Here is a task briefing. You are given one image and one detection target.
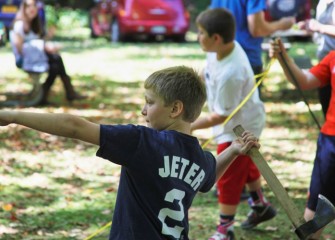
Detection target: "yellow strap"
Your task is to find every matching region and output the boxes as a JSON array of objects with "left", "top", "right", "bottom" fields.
[
  {"left": 84, "top": 221, "right": 112, "bottom": 240},
  {"left": 84, "top": 58, "right": 276, "bottom": 240}
]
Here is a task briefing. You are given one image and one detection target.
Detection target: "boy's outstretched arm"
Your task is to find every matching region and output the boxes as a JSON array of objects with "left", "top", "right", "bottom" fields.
[
  {"left": 269, "top": 38, "right": 320, "bottom": 90},
  {"left": 0, "top": 111, "right": 100, "bottom": 145},
  {"left": 215, "top": 131, "right": 260, "bottom": 182}
]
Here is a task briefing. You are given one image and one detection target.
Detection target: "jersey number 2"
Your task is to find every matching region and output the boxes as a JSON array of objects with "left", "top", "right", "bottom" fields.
[{"left": 158, "top": 189, "right": 186, "bottom": 239}]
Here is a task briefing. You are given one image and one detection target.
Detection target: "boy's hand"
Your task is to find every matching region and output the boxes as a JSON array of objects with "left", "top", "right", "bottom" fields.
[
  {"left": 278, "top": 17, "right": 296, "bottom": 31},
  {"left": 231, "top": 130, "right": 260, "bottom": 155},
  {"left": 297, "top": 19, "right": 320, "bottom": 33},
  {"left": 306, "top": 19, "right": 321, "bottom": 33},
  {"left": 297, "top": 20, "right": 308, "bottom": 30},
  {"left": 268, "top": 38, "right": 286, "bottom": 59}
]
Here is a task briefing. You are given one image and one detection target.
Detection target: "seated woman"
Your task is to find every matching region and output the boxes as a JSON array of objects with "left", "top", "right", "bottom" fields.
[{"left": 10, "top": 0, "right": 86, "bottom": 105}]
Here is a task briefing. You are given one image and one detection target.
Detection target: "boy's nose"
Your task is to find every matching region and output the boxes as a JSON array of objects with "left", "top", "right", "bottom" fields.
[{"left": 141, "top": 106, "right": 147, "bottom": 116}]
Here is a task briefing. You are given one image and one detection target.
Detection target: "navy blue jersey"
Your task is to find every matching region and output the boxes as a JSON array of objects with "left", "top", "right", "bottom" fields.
[{"left": 97, "top": 124, "right": 216, "bottom": 240}]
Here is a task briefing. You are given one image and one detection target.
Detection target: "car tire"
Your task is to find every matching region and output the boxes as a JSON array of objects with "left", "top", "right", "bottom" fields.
[
  {"left": 0, "top": 37, "right": 5, "bottom": 46},
  {"left": 172, "top": 34, "right": 186, "bottom": 43},
  {"left": 0, "top": 32, "right": 6, "bottom": 46},
  {"left": 89, "top": 16, "right": 98, "bottom": 38}
]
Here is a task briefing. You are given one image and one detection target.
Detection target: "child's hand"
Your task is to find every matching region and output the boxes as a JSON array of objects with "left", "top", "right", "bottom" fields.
[
  {"left": 306, "top": 19, "right": 321, "bottom": 33},
  {"left": 278, "top": 17, "right": 296, "bottom": 31},
  {"left": 297, "top": 20, "right": 308, "bottom": 31},
  {"left": 268, "top": 38, "right": 285, "bottom": 59},
  {"left": 231, "top": 130, "right": 260, "bottom": 155}
]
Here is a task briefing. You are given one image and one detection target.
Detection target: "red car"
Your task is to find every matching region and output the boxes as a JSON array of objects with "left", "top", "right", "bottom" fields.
[{"left": 89, "top": 0, "right": 190, "bottom": 42}]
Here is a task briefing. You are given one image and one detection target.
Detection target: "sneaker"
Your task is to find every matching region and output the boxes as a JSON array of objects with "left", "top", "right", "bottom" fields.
[
  {"left": 208, "top": 224, "right": 234, "bottom": 240},
  {"left": 241, "top": 204, "right": 277, "bottom": 230}
]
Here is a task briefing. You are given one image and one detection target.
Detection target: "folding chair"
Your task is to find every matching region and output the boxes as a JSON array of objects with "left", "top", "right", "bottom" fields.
[{"left": 0, "top": 71, "right": 44, "bottom": 107}]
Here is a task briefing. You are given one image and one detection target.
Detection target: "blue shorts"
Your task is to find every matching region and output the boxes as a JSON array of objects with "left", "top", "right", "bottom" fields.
[{"left": 307, "top": 133, "right": 335, "bottom": 211}]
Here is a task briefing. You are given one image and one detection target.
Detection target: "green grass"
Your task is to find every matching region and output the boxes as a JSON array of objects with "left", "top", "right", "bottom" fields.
[{"left": 0, "top": 32, "right": 334, "bottom": 239}]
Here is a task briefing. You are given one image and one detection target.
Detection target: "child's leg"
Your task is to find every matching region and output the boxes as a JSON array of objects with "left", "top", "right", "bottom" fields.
[
  {"left": 305, "top": 133, "right": 335, "bottom": 239},
  {"left": 246, "top": 160, "right": 267, "bottom": 204},
  {"left": 209, "top": 143, "right": 251, "bottom": 240},
  {"left": 241, "top": 161, "right": 276, "bottom": 229}
]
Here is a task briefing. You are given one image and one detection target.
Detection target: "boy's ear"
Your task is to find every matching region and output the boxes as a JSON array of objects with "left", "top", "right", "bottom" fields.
[
  {"left": 170, "top": 100, "right": 184, "bottom": 118},
  {"left": 213, "top": 33, "right": 223, "bottom": 43}
]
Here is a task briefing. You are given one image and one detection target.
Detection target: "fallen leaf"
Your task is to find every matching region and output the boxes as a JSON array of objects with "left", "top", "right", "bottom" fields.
[{"left": 2, "top": 203, "right": 13, "bottom": 211}]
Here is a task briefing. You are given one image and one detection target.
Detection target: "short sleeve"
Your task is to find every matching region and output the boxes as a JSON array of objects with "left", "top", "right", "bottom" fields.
[
  {"left": 246, "top": 0, "right": 267, "bottom": 15},
  {"left": 210, "top": 0, "right": 221, "bottom": 8},
  {"left": 96, "top": 124, "right": 141, "bottom": 165},
  {"left": 309, "top": 51, "right": 335, "bottom": 87},
  {"left": 13, "top": 21, "right": 25, "bottom": 37},
  {"left": 198, "top": 151, "right": 216, "bottom": 193}
]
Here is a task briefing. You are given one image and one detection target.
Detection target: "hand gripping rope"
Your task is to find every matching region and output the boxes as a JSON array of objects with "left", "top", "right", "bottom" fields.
[{"left": 276, "top": 51, "right": 321, "bottom": 130}]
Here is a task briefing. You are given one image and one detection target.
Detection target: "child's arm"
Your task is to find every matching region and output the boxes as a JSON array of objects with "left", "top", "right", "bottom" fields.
[
  {"left": 191, "top": 113, "right": 227, "bottom": 131},
  {"left": 248, "top": 11, "right": 295, "bottom": 37},
  {"left": 0, "top": 111, "right": 100, "bottom": 145},
  {"left": 215, "top": 131, "right": 260, "bottom": 182},
  {"left": 269, "top": 38, "right": 321, "bottom": 90}
]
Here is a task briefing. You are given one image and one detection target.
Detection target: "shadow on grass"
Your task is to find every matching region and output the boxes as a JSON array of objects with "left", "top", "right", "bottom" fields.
[
  {"left": 190, "top": 191, "right": 309, "bottom": 240},
  {"left": 2, "top": 205, "right": 112, "bottom": 240},
  {"left": 1, "top": 39, "right": 333, "bottom": 240}
]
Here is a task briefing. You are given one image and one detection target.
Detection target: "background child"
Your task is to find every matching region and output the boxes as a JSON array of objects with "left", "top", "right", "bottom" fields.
[
  {"left": 298, "top": 0, "right": 335, "bottom": 118},
  {"left": 269, "top": 38, "right": 335, "bottom": 240},
  {"left": 0, "top": 65, "right": 260, "bottom": 240},
  {"left": 209, "top": 0, "right": 295, "bottom": 99},
  {"left": 10, "top": 0, "right": 86, "bottom": 105},
  {"left": 191, "top": 8, "right": 276, "bottom": 240}
]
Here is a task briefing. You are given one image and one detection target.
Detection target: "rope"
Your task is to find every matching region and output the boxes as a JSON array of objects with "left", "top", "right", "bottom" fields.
[
  {"left": 84, "top": 59, "right": 276, "bottom": 240},
  {"left": 84, "top": 222, "right": 112, "bottom": 240},
  {"left": 277, "top": 52, "right": 321, "bottom": 130}
]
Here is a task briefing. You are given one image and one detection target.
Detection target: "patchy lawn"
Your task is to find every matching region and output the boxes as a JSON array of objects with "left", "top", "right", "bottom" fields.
[{"left": 0, "top": 37, "right": 334, "bottom": 240}]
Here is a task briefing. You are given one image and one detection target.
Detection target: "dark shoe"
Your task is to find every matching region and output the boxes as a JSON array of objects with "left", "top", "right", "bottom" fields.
[
  {"left": 61, "top": 75, "right": 87, "bottom": 102},
  {"left": 208, "top": 224, "right": 234, "bottom": 240},
  {"left": 66, "top": 92, "right": 87, "bottom": 102},
  {"left": 37, "top": 99, "right": 57, "bottom": 106},
  {"left": 241, "top": 204, "right": 277, "bottom": 230}
]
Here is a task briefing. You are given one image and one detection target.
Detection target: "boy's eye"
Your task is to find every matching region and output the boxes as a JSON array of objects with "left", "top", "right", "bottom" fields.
[{"left": 145, "top": 99, "right": 153, "bottom": 105}]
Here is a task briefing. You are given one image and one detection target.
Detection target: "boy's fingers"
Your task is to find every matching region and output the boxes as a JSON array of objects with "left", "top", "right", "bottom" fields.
[{"left": 240, "top": 131, "right": 260, "bottom": 149}]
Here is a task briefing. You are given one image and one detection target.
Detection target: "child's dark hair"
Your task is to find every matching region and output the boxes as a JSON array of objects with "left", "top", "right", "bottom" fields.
[
  {"left": 196, "top": 8, "right": 235, "bottom": 43},
  {"left": 144, "top": 66, "right": 206, "bottom": 122},
  {"left": 12, "top": 0, "right": 44, "bottom": 37}
]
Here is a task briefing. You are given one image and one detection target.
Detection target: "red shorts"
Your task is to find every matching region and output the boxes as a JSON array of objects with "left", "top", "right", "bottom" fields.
[{"left": 216, "top": 142, "right": 261, "bottom": 205}]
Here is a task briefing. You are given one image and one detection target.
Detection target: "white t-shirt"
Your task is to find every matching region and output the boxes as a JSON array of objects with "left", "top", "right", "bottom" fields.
[
  {"left": 314, "top": 0, "right": 335, "bottom": 60},
  {"left": 204, "top": 41, "right": 265, "bottom": 143},
  {"left": 12, "top": 20, "right": 39, "bottom": 40},
  {"left": 10, "top": 20, "right": 39, "bottom": 59}
]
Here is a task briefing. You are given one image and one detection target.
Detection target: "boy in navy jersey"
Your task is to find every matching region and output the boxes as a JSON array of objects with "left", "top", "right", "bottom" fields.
[{"left": 0, "top": 66, "right": 259, "bottom": 240}]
